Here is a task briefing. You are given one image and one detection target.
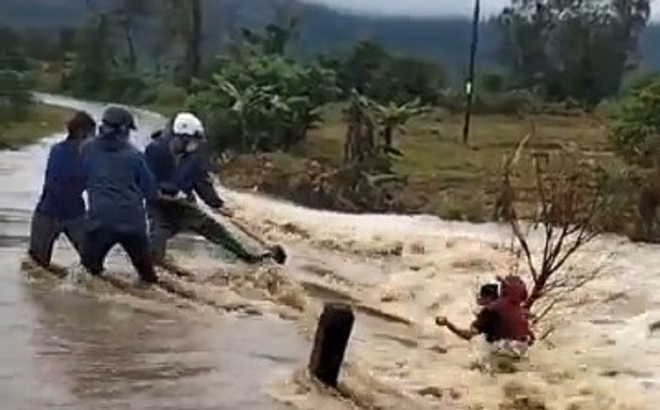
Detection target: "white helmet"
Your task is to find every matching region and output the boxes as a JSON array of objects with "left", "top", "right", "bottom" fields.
[{"left": 172, "top": 112, "right": 204, "bottom": 137}]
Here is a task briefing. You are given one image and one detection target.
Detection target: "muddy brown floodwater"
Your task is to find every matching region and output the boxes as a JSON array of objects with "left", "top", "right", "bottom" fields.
[{"left": 0, "top": 95, "right": 305, "bottom": 410}]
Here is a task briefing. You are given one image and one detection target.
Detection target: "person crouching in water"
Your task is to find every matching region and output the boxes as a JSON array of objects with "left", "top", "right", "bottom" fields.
[
  {"left": 435, "top": 275, "right": 535, "bottom": 360},
  {"left": 79, "top": 106, "right": 160, "bottom": 285},
  {"left": 28, "top": 111, "right": 96, "bottom": 269},
  {"left": 144, "top": 112, "right": 274, "bottom": 268}
]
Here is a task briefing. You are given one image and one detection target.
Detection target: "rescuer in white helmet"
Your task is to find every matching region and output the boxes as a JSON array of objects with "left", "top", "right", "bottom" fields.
[{"left": 144, "top": 112, "right": 278, "bottom": 269}]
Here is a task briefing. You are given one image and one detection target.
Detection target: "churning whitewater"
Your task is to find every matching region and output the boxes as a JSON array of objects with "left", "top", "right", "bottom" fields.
[
  {"left": 22, "top": 94, "right": 655, "bottom": 409},
  {"left": 223, "top": 186, "right": 654, "bottom": 409}
]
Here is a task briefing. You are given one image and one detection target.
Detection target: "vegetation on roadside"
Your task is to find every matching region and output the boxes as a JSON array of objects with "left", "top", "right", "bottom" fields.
[
  {"left": 0, "top": 104, "right": 74, "bottom": 149},
  {"left": 218, "top": 108, "right": 613, "bottom": 221},
  {"left": 0, "top": 26, "right": 34, "bottom": 120},
  {"left": 2, "top": 0, "right": 660, "bottom": 238},
  {"left": 0, "top": 25, "right": 72, "bottom": 148}
]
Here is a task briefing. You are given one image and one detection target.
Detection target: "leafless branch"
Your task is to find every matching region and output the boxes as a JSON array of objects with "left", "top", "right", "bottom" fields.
[
  {"left": 531, "top": 298, "right": 559, "bottom": 325},
  {"left": 498, "top": 133, "right": 619, "bottom": 313}
]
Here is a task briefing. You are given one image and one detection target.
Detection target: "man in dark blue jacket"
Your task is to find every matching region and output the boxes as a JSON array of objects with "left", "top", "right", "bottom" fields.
[
  {"left": 28, "top": 111, "right": 96, "bottom": 268},
  {"left": 145, "top": 112, "right": 272, "bottom": 266},
  {"left": 80, "top": 106, "right": 160, "bottom": 284}
]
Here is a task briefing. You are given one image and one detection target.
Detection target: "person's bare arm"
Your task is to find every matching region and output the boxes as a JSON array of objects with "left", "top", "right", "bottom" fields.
[{"left": 436, "top": 316, "right": 479, "bottom": 341}]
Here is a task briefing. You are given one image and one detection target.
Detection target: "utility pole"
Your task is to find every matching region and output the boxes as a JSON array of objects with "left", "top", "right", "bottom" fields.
[{"left": 462, "top": 0, "right": 481, "bottom": 145}]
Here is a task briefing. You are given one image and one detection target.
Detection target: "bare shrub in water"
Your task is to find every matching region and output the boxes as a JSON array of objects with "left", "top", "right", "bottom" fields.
[{"left": 498, "top": 134, "right": 622, "bottom": 318}]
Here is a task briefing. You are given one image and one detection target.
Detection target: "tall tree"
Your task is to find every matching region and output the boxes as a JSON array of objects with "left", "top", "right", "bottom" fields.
[
  {"left": 112, "top": 0, "right": 151, "bottom": 70},
  {"left": 498, "top": 0, "right": 650, "bottom": 104},
  {"left": 162, "top": 0, "right": 203, "bottom": 87},
  {"left": 0, "top": 25, "right": 33, "bottom": 123},
  {"left": 66, "top": 13, "right": 116, "bottom": 96},
  {"left": 186, "top": 0, "right": 202, "bottom": 84}
]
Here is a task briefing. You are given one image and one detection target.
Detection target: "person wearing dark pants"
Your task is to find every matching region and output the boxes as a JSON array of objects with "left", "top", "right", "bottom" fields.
[
  {"left": 28, "top": 111, "right": 96, "bottom": 268},
  {"left": 81, "top": 226, "right": 155, "bottom": 280},
  {"left": 149, "top": 197, "right": 265, "bottom": 263},
  {"left": 145, "top": 112, "right": 272, "bottom": 265},
  {"left": 80, "top": 106, "right": 160, "bottom": 284}
]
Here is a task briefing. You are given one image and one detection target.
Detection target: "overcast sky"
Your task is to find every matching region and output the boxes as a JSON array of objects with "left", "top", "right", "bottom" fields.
[{"left": 298, "top": 0, "right": 659, "bottom": 20}]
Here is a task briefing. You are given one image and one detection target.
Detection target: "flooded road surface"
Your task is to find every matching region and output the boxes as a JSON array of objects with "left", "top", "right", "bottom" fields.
[
  {"left": 0, "top": 95, "right": 304, "bottom": 410},
  {"left": 220, "top": 180, "right": 657, "bottom": 409}
]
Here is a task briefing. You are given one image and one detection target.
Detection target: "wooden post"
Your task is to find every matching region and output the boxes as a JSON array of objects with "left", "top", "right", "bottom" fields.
[{"left": 308, "top": 303, "right": 355, "bottom": 387}]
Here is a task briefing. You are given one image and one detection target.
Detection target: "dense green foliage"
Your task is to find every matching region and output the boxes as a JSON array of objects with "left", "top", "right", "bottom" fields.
[
  {"left": 610, "top": 73, "right": 660, "bottom": 166},
  {"left": 319, "top": 41, "right": 446, "bottom": 104},
  {"left": 0, "top": 0, "right": 500, "bottom": 79},
  {"left": 5, "top": 0, "right": 660, "bottom": 74},
  {"left": 0, "top": 26, "right": 34, "bottom": 123},
  {"left": 36, "top": 7, "right": 453, "bottom": 152},
  {"left": 499, "top": 0, "right": 650, "bottom": 105},
  {"left": 2, "top": 1, "right": 656, "bottom": 108},
  {"left": 64, "top": 14, "right": 130, "bottom": 100},
  {"left": 188, "top": 54, "right": 338, "bottom": 152}
]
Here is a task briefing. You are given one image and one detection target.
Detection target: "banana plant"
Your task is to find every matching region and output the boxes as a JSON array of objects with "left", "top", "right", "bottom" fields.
[
  {"left": 213, "top": 76, "right": 275, "bottom": 150},
  {"left": 187, "top": 52, "right": 337, "bottom": 153},
  {"left": 371, "top": 97, "right": 429, "bottom": 153}
]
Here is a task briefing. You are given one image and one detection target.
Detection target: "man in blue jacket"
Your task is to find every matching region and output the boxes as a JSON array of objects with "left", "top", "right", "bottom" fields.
[
  {"left": 28, "top": 111, "right": 96, "bottom": 268},
  {"left": 80, "top": 106, "right": 160, "bottom": 284},
  {"left": 145, "top": 112, "right": 273, "bottom": 267}
]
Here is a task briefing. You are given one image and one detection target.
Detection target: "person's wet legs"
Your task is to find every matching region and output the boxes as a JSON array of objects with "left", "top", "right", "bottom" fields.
[
  {"left": 28, "top": 212, "right": 61, "bottom": 268},
  {"left": 147, "top": 204, "right": 178, "bottom": 265},
  {"left": 61, "top": 217, "right": 87, "bottom": 256},
  {"left": 81, "top": 226, "right": 117, "bottom": 276},
  {"left": 119, "top": 231, "right": 158, "bottom": 283},
  {"left": 177, "top": 201, "right": 267, "bottom": 263}
]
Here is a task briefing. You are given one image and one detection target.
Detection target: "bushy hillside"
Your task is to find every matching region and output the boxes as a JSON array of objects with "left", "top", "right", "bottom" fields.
[
  {"left": 1, "top": 0, "right": 658, "bottom": 76},
  {"left": 0, "top": 0, "right": 504, "bottom": 78}
]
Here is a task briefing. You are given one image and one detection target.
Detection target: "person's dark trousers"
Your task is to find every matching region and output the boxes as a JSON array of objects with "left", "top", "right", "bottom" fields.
[
  {"left": 147, "top": 199, "right": 261, "bottom": 264},
  {"left": 28, "top": 211, "right": 86, "bottom": 267},
  {"left": 81, "top": 225, "right": 158, "bottom": 283}
]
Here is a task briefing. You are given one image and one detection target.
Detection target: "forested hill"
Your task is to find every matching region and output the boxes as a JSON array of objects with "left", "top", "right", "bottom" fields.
[{"left": 1, "top": 0, "right": 660, "bottom": 76}]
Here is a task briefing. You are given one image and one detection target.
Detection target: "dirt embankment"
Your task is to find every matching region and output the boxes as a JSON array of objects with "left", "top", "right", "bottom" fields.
[
  {"left": 217, "top": 151, "right": 644, "bottom": 242},
  {"left": 217, "top": 154, "right": 434, "bottom": 216}
]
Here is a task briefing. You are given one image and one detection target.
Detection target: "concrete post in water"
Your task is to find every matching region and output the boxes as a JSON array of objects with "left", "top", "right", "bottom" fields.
[{"left": 308, "top": 303, "right": 355, "bottom": 388}]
